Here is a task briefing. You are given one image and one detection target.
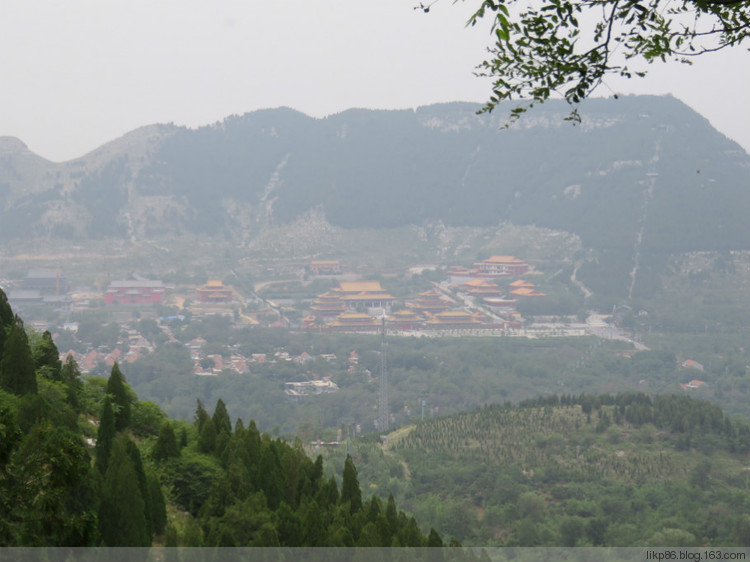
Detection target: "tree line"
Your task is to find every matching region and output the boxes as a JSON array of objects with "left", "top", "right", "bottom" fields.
[{"left": 0, "top": 287, "right": 446, "bottom": 546}]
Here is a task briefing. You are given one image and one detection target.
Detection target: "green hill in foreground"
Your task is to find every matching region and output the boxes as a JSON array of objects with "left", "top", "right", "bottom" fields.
[
  {"left": 355, "top": 394, "right": 750, "bottom": 546},
  {"left": 0, "top": 288, "right": 445, "bottom": 547}
]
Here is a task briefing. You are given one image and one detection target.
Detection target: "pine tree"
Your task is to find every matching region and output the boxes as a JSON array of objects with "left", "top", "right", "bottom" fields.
[
  {"left": 95, "top": 396, "right": 116, "bottom": 474},
  {"left": 0, "top": 316, "right": 37, "bottom": 396},
  {"left": 106, "top": 362, "right": 131, "bottom": 431}
]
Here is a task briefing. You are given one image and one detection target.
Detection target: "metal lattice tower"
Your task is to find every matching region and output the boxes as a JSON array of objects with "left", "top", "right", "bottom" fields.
[{"left": 377, "top": 318, "right": 389, "bottom": 432}]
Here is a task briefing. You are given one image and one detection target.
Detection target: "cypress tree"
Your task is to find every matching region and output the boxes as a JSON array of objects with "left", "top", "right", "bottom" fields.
[
  {"left": 0, "top": 321, "right": 5, "bottom": 367},
  {"left": 356, "top": 522, "right": 382, "bottom": 547},
  {"left": 125, "top": 439, "right": 153, "bottom": 541},
  {"left": 301, "top": 501, "right": 326, "bottom": 547},
  {"left": 364, "top": 495, "right": 382, "bottom": 524},
  {"left": 316, "top": 475, "right": 339, "bottom": 510},
  {"left": 385, "top": 493, "right": 398, "bottom": 537},
  {"left": 427, "top": 528, "right": 444, "bottom": 547},
  {"left": 153, "top": 421, "right": 180, "bottom": 461},
  {"left": 0, "top": 288, "right": 13, "bottom": 361},
  {"left": 215, "top": 428, "right": 231, "bottom": 461},
  {"left": 197, "top": 417, "right": 217, "bottom": 453},
  {"left": 244, "top": 419, "right": 262, "bottom": 471},
  {"left": 0, "top": 316, "right": 37, "bottom": 396},
  {"left": 310, "top": 455, "right": 324, "bottom": 494},
  {"left": 276, "top": 502, "right": 302, "bottom": 546},
  {"left": 60, "top": 355, "right": 83, "bottom": 412},
  {"left": 0, "top": 287, "right": 13, "bottom": 328},
  {"left": 258, "top": 440, "right": 283, "bottom": 509},
  {"left": 106, "top": 362, "right": 131, "bottom": 431},
  {"left": 95, "top": 396, "right": 116, "bottom": 474},
  {"left": 33, "top": 330, "right": 62, "bottom": 382},
  {"left": 0, "top": 288, "right": 12, "bottom": 374},
  {"left": 341, "top": 454, "right": 362, "bottom": 514},
  {"left": 98, "top": 438, "right": 149, "bottom": 546},
  {"left": 401, "top": 516, "right": 425, "bottom": 547},
  {"left": 212, "top": 398, "right": 232, "bottom": 436},
  {"left": 195, "top": 399, "right": 209, "bottom": 432}
]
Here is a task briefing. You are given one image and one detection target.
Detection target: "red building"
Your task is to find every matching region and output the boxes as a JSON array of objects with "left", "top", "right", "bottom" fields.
[{"left": 104, "top": 275, "right": 166, "bottom": 305}]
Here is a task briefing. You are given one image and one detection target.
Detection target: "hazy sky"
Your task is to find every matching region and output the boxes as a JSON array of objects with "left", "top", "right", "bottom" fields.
[{"left": 1, "top": 1, "right": 748, "bottom": 162}]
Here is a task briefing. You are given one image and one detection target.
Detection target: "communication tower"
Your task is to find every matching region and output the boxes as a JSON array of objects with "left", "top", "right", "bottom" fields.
[{"left": 377, "top": 318, "right": 389, "bottom": 432}]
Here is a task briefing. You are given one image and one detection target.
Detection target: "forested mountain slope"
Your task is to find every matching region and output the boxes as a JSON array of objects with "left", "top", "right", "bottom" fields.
[
  {"left": 349, "top": 394, "right": 750, "bottom": 546},
  {"left": 1, "top": 97, "right": 749, "bottom": 300}
]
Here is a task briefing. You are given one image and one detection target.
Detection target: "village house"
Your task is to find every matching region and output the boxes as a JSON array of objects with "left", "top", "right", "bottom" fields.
[
  {"left": 680, "top": 380, "right": 707, "bottom": 390},
  {"left": 681, "top": 359, "right": 705, "bottom": 371}
]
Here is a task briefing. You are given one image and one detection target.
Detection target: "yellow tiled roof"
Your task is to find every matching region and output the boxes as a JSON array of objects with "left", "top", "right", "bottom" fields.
[
  {"left": 337, "top": 281, "right": 385, "bottom": 293},
  {"left": 484, "top": 255, "right": 524, "bottom": 264}
]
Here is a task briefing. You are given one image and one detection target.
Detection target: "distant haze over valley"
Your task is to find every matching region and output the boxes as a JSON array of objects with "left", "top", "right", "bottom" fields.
[{"left": 1, "top": 95, "right": 749, "bottom": 302}]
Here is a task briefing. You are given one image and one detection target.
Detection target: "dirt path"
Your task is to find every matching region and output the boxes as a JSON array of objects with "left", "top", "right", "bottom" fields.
[{"left": 382, "top": 425, "right": 416, "bottom": 480}]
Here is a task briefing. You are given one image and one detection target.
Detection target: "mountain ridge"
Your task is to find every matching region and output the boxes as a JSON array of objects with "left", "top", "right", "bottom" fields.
[{"left": 1, "top": 96, "right": 749, "bottom": 301}]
